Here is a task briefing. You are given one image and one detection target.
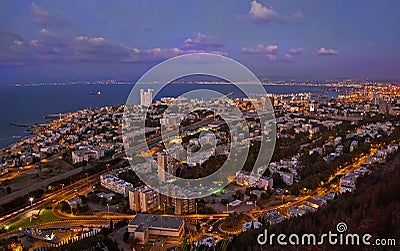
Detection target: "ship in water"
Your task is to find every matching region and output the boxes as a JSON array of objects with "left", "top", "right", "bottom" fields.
[{"left": 89, "top": 90, "right": 101, "bottom": 95}]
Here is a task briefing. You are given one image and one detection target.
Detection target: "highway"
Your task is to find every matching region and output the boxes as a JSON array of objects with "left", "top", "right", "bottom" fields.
[{"left": 0, "top": 173, "right": 99, "bottom": 224}]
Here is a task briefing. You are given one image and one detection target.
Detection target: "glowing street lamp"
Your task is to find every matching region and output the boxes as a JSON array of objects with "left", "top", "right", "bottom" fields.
[{"left": 29, "top": 197, "right": 33, "bottom": 207}]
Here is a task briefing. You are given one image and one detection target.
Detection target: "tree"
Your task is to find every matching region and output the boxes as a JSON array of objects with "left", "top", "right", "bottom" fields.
[
  {"left": 79, "top": 195, "right": 88, "bottom": 204},
  {"left": 271, "top": 173, "right": 285, "bottom": 188},
  {"left": 109, "top": 219, "right": 114, "bottom": 230},
  {"left": 260, "top": 192, "right": 269, "bottom": 200},
  {"left": 224, "top": 212, "right": 244, "bottom": 228},
  {"left": 58, "top": 201, "right": 70, "bottom": 213},
  {"left": 181, "top": 235, "right": 195, "bottom": 251},
  {"left": 122, "top": 231, "right": 130, "bottom": 243},
  {"left": 230, "top": 149, "right": 400, "bottom": 250},
  {"left": 263, "top": 168, "right": 271, "bottom": 177},
  {"left": 117, "top": 199, "right": 129, "bottom": 213},
  {"left": 196, "top": 222, "right": 201, "bottom": 232},
  {"left": 235, "top": 190, "right": 244, "bottom": 200},
  {"left": 249, "top": 194, "right": 257, "bottom": 201}
]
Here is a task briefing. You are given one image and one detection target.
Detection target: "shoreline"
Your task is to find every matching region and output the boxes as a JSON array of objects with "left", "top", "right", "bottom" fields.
[
  {"left": 0, "top": 82, "right": 359, "bottom": 151},
  {"left": 1, "top": 116, "right": 63, "bottom": 152}
]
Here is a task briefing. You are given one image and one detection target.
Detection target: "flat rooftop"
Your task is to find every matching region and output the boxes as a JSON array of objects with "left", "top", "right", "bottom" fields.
[{"left": 129, "top": 213, "right": 183, "bottom": 230}]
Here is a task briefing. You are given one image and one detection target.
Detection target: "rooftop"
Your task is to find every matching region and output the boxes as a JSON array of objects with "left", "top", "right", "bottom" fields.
[{"left": 129, "top": 213, "right": 183, "bottom": 230}]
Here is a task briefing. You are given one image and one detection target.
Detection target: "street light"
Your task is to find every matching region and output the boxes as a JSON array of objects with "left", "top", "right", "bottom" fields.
[
  {"left": 29, "top": 197, "right": 33, "bottom": 207},
  {"left": 61, "top": 183, "right": 64, "bottom": 194},
  {"left": 107, "top": 204, "right": 110, "bottom": 216}
]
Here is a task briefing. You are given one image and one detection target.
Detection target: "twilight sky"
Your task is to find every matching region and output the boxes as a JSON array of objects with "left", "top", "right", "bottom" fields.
[{"left": 1, "top": 0, "right": 400, "bottom": 83}]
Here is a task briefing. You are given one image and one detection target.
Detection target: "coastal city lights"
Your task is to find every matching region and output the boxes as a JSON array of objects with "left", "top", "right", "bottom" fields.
[{"left": 1, "top": 1, "right": 400, "bottom": 250}]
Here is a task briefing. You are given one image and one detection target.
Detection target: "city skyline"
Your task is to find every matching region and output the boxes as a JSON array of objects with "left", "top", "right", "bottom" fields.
[
  {"left": 1, "top": 2, "right": 400, "bottom": 250},
  {"left": 1, "top": 0, "right": 400, "bottom": 83}
]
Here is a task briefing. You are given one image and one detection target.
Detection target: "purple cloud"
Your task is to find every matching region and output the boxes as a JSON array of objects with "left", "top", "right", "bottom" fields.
[
  {"left": 289, "top": 48, "right": 304, "bottom": 54},
  {"left": 292, "top": 11, "right": 304, "bottom": 20},
  {"left": 249, "top": 1, "right": 283, "bottom": 23},
  {"left": 0, "top": 4, "right": 228, "bottom": 66},
  {"left": 0, "top": 31, "right": 227, "bottom": 66},
  {"left": 248, "top": 1, "right": 302, "bottom": 24},
  {"left": 317, "top": 48, "right": 339, "bottom": 56},
  {"left": 241, "top": 44, "right": 278, "bottom": 54},
  {"left": 183, "top": 33, "right": 224, "bottom": 49},
  {"left": 241, "top": 44, "right": 278, "bottom": 61},
  {"left": 31, "top": 2, "right": 67, "bottom": 28}
]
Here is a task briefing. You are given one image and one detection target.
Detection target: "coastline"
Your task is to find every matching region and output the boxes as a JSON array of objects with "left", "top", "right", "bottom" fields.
[
  {"left": 0, "top": 81, "right": 361, "bottom": 151},
  {"left": 1, "top": 117, "right": 61, "bottom": 152}
]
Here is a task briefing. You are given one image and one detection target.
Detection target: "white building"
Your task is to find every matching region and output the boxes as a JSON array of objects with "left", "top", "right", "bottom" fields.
[
  {"left": 66, "top": 196, "right": 82, "bottom": 209},
  {"left": 242, "top": 221, "right": 262, "bottom": 231},
  {"left": 0, "top": 164, "right": 8, "bottom": 176},
  {"left": 263, "top": 211, "right": 285, "bottom": 225},
  {"left": 235, "top": 171, "right": 273, "bottom": 190},
  {"left": 334, "top": 136, "right": 342, "bottom": 146},
  {"left": 71, "top": 146, "right": 106, "bottom": 164},
  {"left": 128, "top": 186, "right": 159, "bottom": 213},
  {"left": 100, "top": 174, "right": 133, "bottom": 196},
  {"left": 339, "top": 173, "right": 359, "bottom": 193},
  {"left": 279, "top": 171, "right": 294, "bottom": 186},
  {"left": 303, "top": 198, "right": 325, "bottom": 212},
  {"left": 349, "top": 140, "right": 358, "bottom": 153},
  {"left": 288, "top": 206, "right": 307, "bottom": 218},
  {"left": 257, "top": 176, "right": 274, "bottom": 190},
  {"left": 194, "top": 237, "right": 217, "bottom": 248},
  {"left": 140, "top": 89, "right": 153, "bottom": 107}
]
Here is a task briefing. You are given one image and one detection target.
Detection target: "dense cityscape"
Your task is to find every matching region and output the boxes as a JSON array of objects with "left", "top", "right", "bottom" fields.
[
  {"left": 0, "top": 80, "right": 399, "bottom": 250},
  {"left": 1, "top": 1, "right": 400, "bottom": 250}
]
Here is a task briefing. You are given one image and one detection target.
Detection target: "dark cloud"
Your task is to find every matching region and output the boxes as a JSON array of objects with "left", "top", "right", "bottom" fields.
[
  {"left": 0, "top": 4, "right": 227, "bottom": 66},
  {"left": 0, "top": 31, "right": 227, "bottom": 66},
  {"left": 69, "top": 36, "right": 131, "bottom": 62},
  {"left": 0, "top": 32, "right": 35, "bottom": 66}
]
